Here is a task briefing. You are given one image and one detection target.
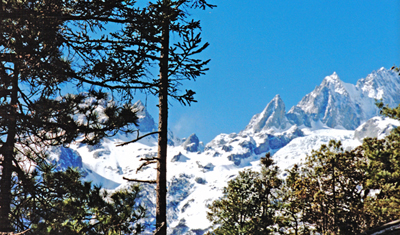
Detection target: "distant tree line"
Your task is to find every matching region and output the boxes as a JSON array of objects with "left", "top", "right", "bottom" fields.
[{"left": 207, "top": 99, "right": 400, "bottom": 235}]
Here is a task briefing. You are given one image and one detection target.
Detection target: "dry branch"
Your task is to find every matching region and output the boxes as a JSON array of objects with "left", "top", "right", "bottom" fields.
[
  {"left": 136, "top": 160, "right": 158, "bottom": 173},
  {"left": 122, "top": 177, "right": 156, "bottom": 184},
  {"left": 0, "top": 229, "right": 31, "bottom": 235},
  {"left": 116, "top": 131, "right": 160, "bottom": 147}
]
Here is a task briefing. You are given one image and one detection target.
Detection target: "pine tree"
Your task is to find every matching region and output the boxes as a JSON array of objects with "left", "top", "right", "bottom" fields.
[
  {"left": 0, "top": 0, "right": 140, "bottom": 232},
  {"left": 12, "top": 163, "right": 145, "bottom": 234},
  {"left": 100, "top": 1, "right": 215, "bottom": 233},
  {"left": 207, "top": 153, "right": 282, "bottom": 235},
  {"left": 294, "top": 140, "right": 369, "bottom": 234},
  {"left": 361, "top": 99, "right": 400, "bottom": 229},
  {"left": 280, "top": 164, "right": 313, "bottom": 235},
  {"left": 284, "top": 100, "right": 400, "bottom": 233}
]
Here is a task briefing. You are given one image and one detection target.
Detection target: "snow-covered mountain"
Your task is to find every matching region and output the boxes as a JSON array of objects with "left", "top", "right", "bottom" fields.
[
  {"left": 50, "top": 67, "right": 400, "bottom": 234},
  {"left": 287, "top": 68, "right": 399, "bottom": 130}
]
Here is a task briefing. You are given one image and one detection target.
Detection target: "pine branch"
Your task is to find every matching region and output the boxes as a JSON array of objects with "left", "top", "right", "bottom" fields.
[{"left": 75, "top": 76, "right": 156, "bottom": 90}]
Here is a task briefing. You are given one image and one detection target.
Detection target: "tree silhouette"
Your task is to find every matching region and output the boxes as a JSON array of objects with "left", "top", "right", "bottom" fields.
[
  {"left": 0, "top": 0, "right": 140, "bottom": 232},
  {"left": 102, "top": 1, "right": 215, "bottom": 233}
]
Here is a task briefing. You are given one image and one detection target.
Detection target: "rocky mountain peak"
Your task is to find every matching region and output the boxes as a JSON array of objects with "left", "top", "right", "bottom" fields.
[
  {"left": 243, "top": 94, "right": 288, "bottom": 133},
  {"left": 182, "top": 133, "right": 200, "bottom": 152},
  {"left": 323, "top": 71, "right": 339, "bottom": 83},
  {"left": 133, "top": 100, "right": 157, "bottom": 133},
  {"left": 320, "top": 72, "right": 348, "bottom": 95},
  {"left": 286, "top": 69, "right": 400, "bottom": 130},
  {"left": 286, "top": 72, "right": 361, "bottom": 129}
]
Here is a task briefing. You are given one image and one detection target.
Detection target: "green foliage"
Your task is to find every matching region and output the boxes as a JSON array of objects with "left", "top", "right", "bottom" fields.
[
  {"left": 293, "top": 140, "right": 368, "bottom": 234},
  {"left": 207, "top": 153, "right": 281, "bottom": 235},
  {"left": 360, "top": 102, "right": 400, "bottom": 228},
  {"left": 283, "top": 101, "right": 400, "bottom": 233},
  {"left": 12, "top": 163, "right": 145, "bottom": 234},
  {"left": 280, "top": 164, "right": 312, "bottom": 235}
]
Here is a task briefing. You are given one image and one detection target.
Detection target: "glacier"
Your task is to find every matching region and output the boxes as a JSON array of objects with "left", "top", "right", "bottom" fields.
[{"left": 49, "top": 67, "right": 400, "bottom": 234}]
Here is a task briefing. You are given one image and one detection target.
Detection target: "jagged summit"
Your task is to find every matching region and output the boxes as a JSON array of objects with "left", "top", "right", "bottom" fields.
[
  {"left": 285, "top": 69, "right": 400, "bottom": 130},
  {"left": 243, "top": 94, "right": 288, "bottom": 133},
  {"left": 242, "top": 68, "right": 400, "bottom": 134},
  {"left": 323, "top": 71, "right": 340, "bottom": 83},
  {"left": 320, "top": 72, "right": 348, "bottom": 95},
  {"left": 286, "top": 71, "right": 362, "bottom": 129},
  {"left": 133, "top": 100, "right": 157, "bottom": 133}
]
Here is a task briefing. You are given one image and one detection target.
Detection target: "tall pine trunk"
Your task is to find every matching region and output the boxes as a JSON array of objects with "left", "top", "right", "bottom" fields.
[
  {"left": 0, "top": 63, "right": 18, "bottom": 232},
  {"left": 155, "top": 2, "right": 170, "bottom": 234}
]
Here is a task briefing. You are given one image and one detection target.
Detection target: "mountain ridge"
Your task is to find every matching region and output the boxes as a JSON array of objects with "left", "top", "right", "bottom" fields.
[{"left": 50, "top": 67, "right": 400, "bottom": 234}]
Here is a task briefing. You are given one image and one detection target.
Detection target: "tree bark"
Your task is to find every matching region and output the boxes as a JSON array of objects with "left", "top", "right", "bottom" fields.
[
  {"left": 0, "top": 62, "right": 18, "bottom": 232},
  {"left": 155, "top": 1, "right": 170, "bottom": 234}
]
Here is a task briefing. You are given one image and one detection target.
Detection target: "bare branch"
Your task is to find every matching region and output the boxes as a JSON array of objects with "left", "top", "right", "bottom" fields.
[
  {"left": 0, "top": 229, "right": 31, "bottom": 235},
  {"left": 122, "top": 177, "right": 156, "bottom": 184},
  {"left": 153, "top": 222, "right": 165, "bottom": 235},
  {"left": 75, "top": 76, "right": 156, "bottom": 90},
  {"left": 116, "top": 131, "right": 160, "bottom": 147},
  {"left": 140, "top": 157, "right": 159, "bottom": 161},
  {"left": 136, "top": 160, "right": 157, "bottom": 173}
]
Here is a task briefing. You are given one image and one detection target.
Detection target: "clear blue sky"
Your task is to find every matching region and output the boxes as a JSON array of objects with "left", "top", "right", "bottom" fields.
[{"left": 141, "top": 1, "right": 400, "bottom": 144}]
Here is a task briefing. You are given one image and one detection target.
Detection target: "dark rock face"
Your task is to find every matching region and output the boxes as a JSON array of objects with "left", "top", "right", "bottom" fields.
[
  {"left": 203, "top": 163, "right": 215, "bottom": 171},
  {"left": 268, "top": 135, "right": 288, "bottom": 149},
  {"left": 239, "top": 139, "right": 255, "bottom": 151},
  {"left": 212, "top": 152, "right": 220, "bottom": 157},
  {"left": 49, "top": 146, "right": 83, "bottom": 170},
  {"left": 171, "top": 152, "right": 189, "bottom": 162},
  {"left": 170, "top": 219, "right": 190, "bottom": 235},
  {"left": 82, "top": 142, "right": 103, "bottom": 152},
  {"left": 182, "top": 134, "right": 200, "bottom": 152},
  {"left": 227, "top": 151, "right": 252, "bottom": 166},
  {"left": 168, "top": 174, "right": 193, "bottom": 202},
  {"left": 254, "top": 138, "right": 269, "bottom": 155},
  {"left": 289, "top": 126, "right": 304, "bottom": 138},
  {"left": 167, "top": 174, "right": 194, "bottom": 224},
  {"left": 93, "top": 149, "right": 111, "bottom": 159},
  {"left": 225, "top": 137, "right": 255, "bottom": 165},
  {"left": 195, "top": 177, "right": 207, "bottom": 184},
  {"left": 134, "top": 100, "right": 157, "bottom": 133},
  {"left": 181, "top": 199, "right": 194, "bottom": 213},
  {"left": 268, "top": 126, "right": 304, "bottom": 150},
  {"left": 222, "top": 145, "right": 233, "bottom": 152},
  {"left": 191, "top": 229, "right": 208, "bottom": 235},
  {"left": 286, "top": 107, "right": 311, "bottom": 127},
  {"left": 196, "top": 162, "right": 214, "bottom": 172},
  {"left": 227, "top": 154, "right": 242, "bottom": 166}
]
